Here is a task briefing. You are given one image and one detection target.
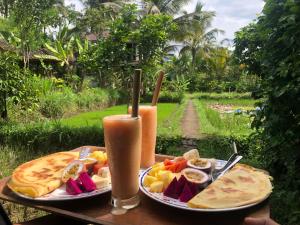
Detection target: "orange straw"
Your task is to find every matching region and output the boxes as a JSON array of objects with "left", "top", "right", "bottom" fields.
[{"left": 151, "top": 71, "right": 165, "bottom": 106}]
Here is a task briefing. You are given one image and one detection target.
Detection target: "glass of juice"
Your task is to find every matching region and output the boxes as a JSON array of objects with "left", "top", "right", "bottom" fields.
[
  {"left": 103, "top": 114, "right": 141, "bottom": 214},
  {"left": 128, "top": 105, "right": 157, "bottom": 168}
]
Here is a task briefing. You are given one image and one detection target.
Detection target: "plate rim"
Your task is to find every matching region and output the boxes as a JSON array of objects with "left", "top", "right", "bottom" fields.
[
  {"left": 10, "top": 180, "right": 111, "bottom": 202},
  {"left": 139, "top": 160, "right": 270, "bottom": 212}
]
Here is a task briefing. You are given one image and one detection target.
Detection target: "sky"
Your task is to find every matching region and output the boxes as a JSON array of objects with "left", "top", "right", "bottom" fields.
[{"left": 65, "top": 0, "right": 265, "bottom": 43}]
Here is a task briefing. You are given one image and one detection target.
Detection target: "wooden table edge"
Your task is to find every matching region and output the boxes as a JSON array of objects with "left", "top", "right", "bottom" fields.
[{"left": 0, "top": 146, "right": 270, "bottom": 225}]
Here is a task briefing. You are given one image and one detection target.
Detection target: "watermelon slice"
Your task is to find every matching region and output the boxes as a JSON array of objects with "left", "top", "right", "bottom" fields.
[
  {"left": 179, "top": 183, "right": 194, "bottom": 202},
  {"left": 163, "top": 177, "right": 179, "bottom": 199}
]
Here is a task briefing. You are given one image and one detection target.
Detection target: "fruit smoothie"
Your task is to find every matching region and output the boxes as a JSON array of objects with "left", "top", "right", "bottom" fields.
[
  {"left": 129, "top": 105, "right": 157, "bottom": 168},
  {"left": 103, "top": 115, "right": 141, "bottom": 200}
]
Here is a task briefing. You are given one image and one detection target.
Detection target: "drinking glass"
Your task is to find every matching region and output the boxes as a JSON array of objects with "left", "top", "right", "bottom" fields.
[{"left": 103, "top": 115, "right": 141, "bottom": 214}]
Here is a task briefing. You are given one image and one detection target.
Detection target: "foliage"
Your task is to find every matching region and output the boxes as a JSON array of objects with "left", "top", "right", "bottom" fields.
[
  {"left": 142, "top": 91, "right": 184, "bottom": 103},
  {"left": 233, "top": 22, "right": 264, "bottom": 77},
  {"left": 234, "top": 1, "right": 300, "bottom": 224},
  {"left": 84, "top": 5, "right": 176, "bottom": 93},
  {"left": 173, "top": 3, "right": 221, "bottom": 68},
  {"left": 0, "top": 52, "right": 38, "bottom": 120}
]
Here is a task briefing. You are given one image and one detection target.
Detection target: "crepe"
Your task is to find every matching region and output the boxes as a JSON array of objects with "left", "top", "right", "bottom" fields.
[
  {"left": 7, "top": 151, "right": 79, "bottom": 198},
  {"left": 188, "top": 164, "right": 272, "bottom": 209}
]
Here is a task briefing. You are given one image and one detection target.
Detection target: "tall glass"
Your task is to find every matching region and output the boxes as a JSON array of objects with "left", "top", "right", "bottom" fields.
[
  {"left": 128, "top": 105, "right": 157, "bottom": 168},
  {"left": 103, "top": 115, "right": 141, "bottom": 214}
]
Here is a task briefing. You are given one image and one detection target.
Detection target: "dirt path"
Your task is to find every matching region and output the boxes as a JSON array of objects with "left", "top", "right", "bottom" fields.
[{"left": 181, "top": 100, "right": 200, "bottom": 141}]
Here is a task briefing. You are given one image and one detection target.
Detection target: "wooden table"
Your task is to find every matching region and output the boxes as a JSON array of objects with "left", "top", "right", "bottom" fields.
[{"left": 0, "top": 146, "right": 270, "bottom": 225}]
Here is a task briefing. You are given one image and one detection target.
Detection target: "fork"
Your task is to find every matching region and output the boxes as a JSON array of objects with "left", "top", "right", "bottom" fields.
[
  {"left": 211, "top": 154, "right": 243, "bottom": 181},
  {"left": 211, "top": 142, "right": 242, "bottom": 181}
]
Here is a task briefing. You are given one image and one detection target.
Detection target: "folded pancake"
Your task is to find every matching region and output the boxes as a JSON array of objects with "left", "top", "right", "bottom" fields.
[
  {"left": 188, "top": 164, "right": 272, "bottom": 209},
  {"left": 7, "top": 151, "right": 79, "bottom": 198}
]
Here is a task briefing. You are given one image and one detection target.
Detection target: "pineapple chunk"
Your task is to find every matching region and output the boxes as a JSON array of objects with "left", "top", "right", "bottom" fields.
[
  {"left": 90, "top": 151, "right": 107, "bottom": 164},
  {"left": 148, "top": 165, "right": 165, "bottom": 177},
  {"left": 143, "top": 175, "right": 158, "bottom": 187},
  {"left": 168, "top": 172, "right": 176, "bottom": 183},
  {"left": 157, "top": 170, "right": 172, "bottom": 189},
  {"left": 149, "top": 181, "right": 164, "bottom": 193}
]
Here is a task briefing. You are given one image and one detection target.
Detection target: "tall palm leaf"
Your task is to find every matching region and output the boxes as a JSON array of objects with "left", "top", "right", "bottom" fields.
[{"left": 174, "top": 2, "right": 223, "bottom": 68}]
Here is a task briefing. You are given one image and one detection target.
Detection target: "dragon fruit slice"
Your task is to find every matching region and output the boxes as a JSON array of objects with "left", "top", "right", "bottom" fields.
[
  {"left": 79, "top": 172, "right": 96, "bottom": 192},
  {"left": 66, "top": 178, "right": 83, "bottom": 195},
  {"left": 175, "top": 175, "right": 188, "bottom": 196},
  {"left": 163, "top": 177, "right": 179, "bottom": 199},
  {"left": 179, "top": 183, "right": 194, "bottom": 202},
  {"left": 187, "top": 181, "right": 198, "bottom": 196}
]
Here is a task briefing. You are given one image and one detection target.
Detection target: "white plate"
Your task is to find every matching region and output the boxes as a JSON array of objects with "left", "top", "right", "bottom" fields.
[
  {"left": 139, "top": 159, "right": 269, "bottom": 212},
  {"left": 13, "top": 183, "right": 111, "bottom": 201}
]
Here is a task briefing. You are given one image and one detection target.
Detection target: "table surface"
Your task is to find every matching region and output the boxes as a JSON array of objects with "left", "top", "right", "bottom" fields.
[{"left": 0, "top": 146, "right": 270, "bottom": 225}]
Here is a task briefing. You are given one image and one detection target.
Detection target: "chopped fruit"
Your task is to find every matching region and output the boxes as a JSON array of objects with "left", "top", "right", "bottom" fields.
[
  {"left": 163, "top": 159, "right": 173, "bottom": 166},
  {"left": 97, "top": 167, "right": 110, "bottom": 178},
  {"left": 165, "top": 159, "right": 187, "bottom": 173},
  {"left": 148, "top": 165, "right": 165, "bottom": 176},
  {"left": 181, "top": 168, "right": 209, "bottom": 185},
  {"left": 91, "top": 175, "right": 109, "bottom": 189},
  {"left": 183, "top": 149, "right": 200, "bottom": 161},
  {"left": 187, "top": 182, "right": 198, "bottom": 196},
  {"left": 78, "top": 172, "right": 96, "bottom": 192},
  {"left": 93, "top": 163, "right": 103, "bottom": 175},
  {"left": 61, "top": 160, "right": 84, "bottom": 183},
  {"left": 176, "top": 175, "right": 188, "bottom": 196},
  {"left": 179, "top": 183, "right": 194, "bottom": 202},
  {"left": 163, "top": 177, "right": 179, "bottom": 199},
  {"left": 152, "top": 162, "right": 164, "bottom": 168},
  {"left": 66, "top": 178, "right": 82, "bottom": 195},
  {"left": 90, "top": 151, "right": 107, "bottom": 165},
  {"left": 143, "top": 175, "right": 158, "bottom": 187},
  {"left": 175, "top": 159, "right": 187, "bottom": 173},
  {"left": 150, "top": 181, "right": 164, "bottom": 193},
  {"left": 157, "top": 170, "right": 172, "bottom": 189},
  {"left": 165, "top": 164, "right": 177, "bottom": 173}
]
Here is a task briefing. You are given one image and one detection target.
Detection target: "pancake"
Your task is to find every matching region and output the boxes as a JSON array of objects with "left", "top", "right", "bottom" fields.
[
  {"left": 7, "top": 151, "right": 79, "bottom": 198},
  {"left": 188, "top": 164, "right": 272, "bottom": 209}
]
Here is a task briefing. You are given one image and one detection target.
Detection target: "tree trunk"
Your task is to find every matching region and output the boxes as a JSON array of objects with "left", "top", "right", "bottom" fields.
[
  {"left": 1, "top": 92, "right": 8, "bottom": 120},
  {"left": 191, "top": 48, "right": 196, "bottom": 71},
  {"left": 4, "top": 0, "right": 8, "bottom": 18}
]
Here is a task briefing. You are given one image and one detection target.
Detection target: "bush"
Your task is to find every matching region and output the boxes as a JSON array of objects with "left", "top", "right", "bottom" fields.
[
  {"left": 142, "top": 91, "right": 184, "bottom": 103},
  {"left": 191, "top": 92, "right": 252, "bottom": 100},
  {"left": 0, "top": 122, "right": 104, "bottom": 152}
]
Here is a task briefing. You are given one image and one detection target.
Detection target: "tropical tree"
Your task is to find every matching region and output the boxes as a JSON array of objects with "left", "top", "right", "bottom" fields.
[
  {"left": 78, "top": 2, "right": 122, "bottom": 35},
  {"left": 173, "top": 2, "right": 222, "bottom": 69},
  {"left": 143, "top": 0, "right": 191, "bottom": 15}
]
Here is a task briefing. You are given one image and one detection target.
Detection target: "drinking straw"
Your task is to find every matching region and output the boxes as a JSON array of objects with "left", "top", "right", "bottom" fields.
[
  {"left": 132, "top": 69, "right": 142, "bottom": 118},
  {"left": 151, "top": 70, "right": 165, "bottom": 106}
]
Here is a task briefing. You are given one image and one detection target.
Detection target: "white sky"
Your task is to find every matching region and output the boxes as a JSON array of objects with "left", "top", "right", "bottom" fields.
[{"left": 65, "top": 0, "right": 264, "bottom": 42}]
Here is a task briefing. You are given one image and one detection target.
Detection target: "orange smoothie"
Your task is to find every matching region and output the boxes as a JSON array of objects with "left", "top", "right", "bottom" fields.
[
  {"left": 129, "top": 105, "right": 157, "bottom": 168},
  {"left": 103, "top": 115, "right": 141, "bottom": 199}
]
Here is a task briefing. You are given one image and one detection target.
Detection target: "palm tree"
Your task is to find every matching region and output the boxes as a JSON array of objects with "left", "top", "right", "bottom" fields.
[
  {"left": 173, "top": 2, "right": 223, "bottom": 68},
  {"left": 143, "top": 0, "right": 191, "bottom": 15}
]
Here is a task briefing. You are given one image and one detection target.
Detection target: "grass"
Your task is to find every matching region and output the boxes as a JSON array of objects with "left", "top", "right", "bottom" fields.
[
  {"left": 60, "top": 103, "right": 180, "bottom": 129},
  {"left": 193, "top": 95, "right": 257, "bottom": 136}
]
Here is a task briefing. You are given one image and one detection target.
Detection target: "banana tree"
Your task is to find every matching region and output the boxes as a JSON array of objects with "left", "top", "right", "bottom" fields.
[{"left": 34, "top": 36, "right": 75, "bottom": 76}]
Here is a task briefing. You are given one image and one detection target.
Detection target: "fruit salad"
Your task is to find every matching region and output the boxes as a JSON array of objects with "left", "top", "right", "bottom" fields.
[{"left": 142, "top": 149, "right": 210, "bottom": 202}]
